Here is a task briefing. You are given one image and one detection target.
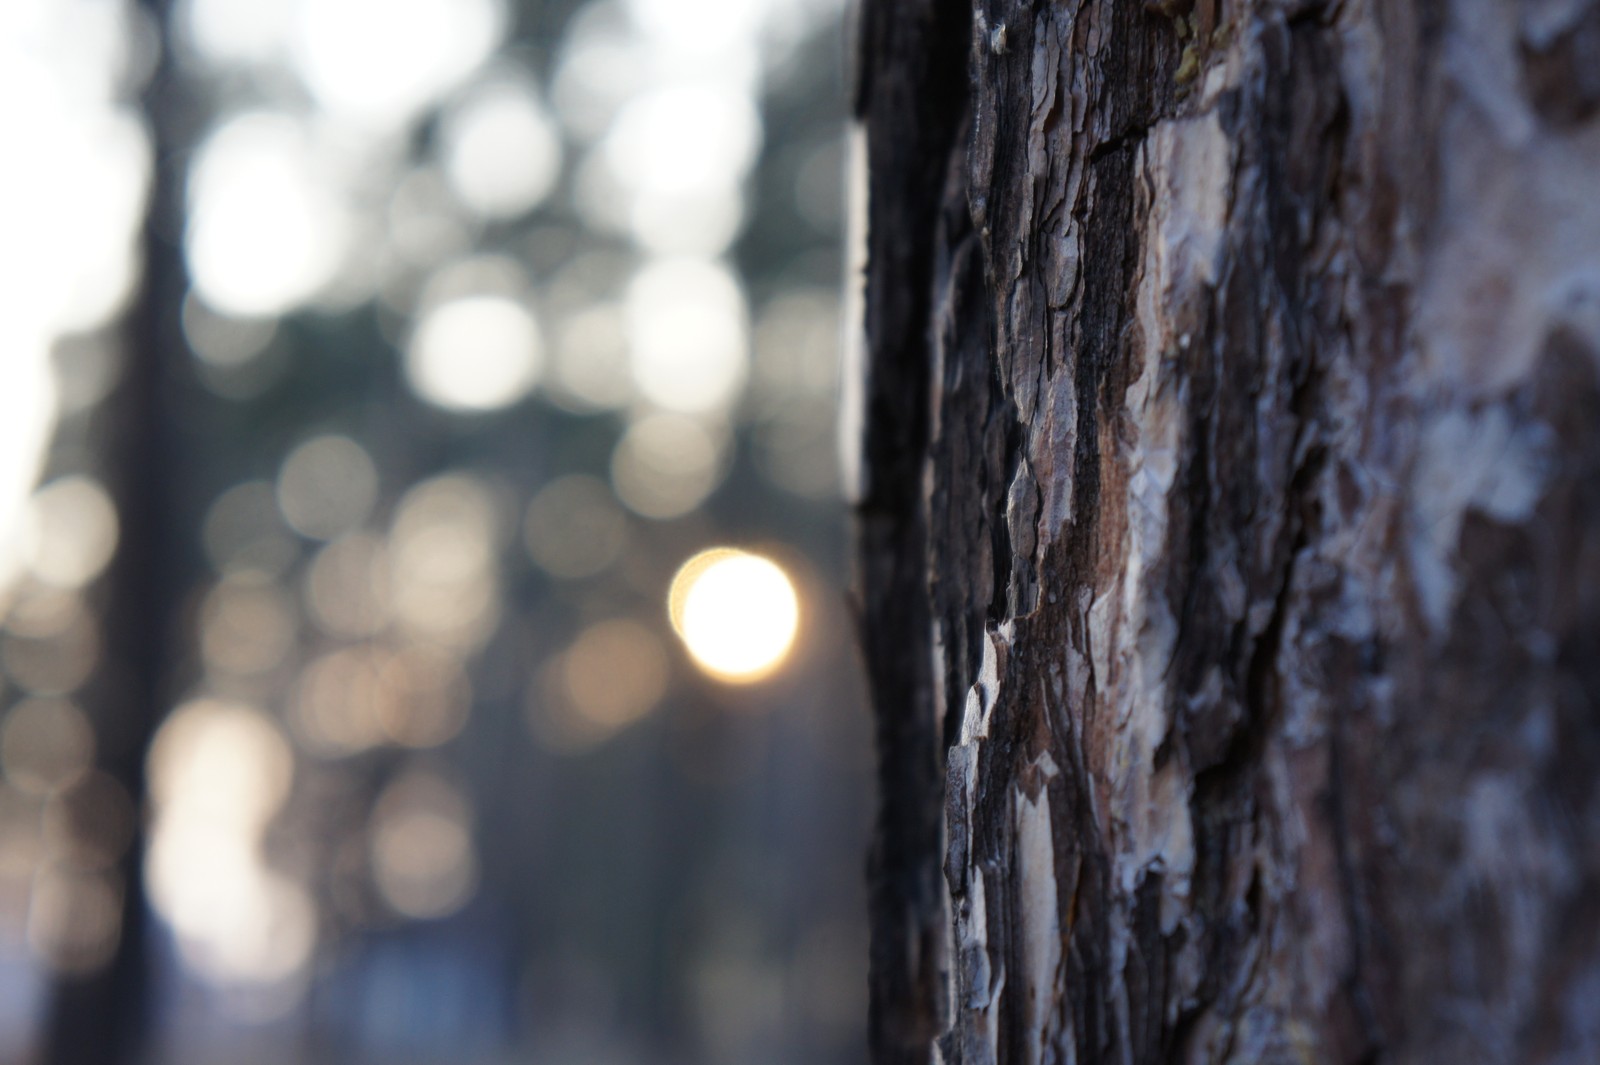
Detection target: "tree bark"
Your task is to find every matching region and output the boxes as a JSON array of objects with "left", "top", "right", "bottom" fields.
[{"left": 855, "top": 2, "right": 1600, "bottom": 1063}]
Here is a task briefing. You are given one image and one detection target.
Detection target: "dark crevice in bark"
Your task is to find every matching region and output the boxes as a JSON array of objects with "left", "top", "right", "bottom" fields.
[
  {"left": 1328, "top": 711, "right": 1386, "bottom": 1065},
  {"left": 855, "top": 0, "right": 976, "bottom": 1061},
  {"left": 1086, "top": 122, "right": 1155, "bottom": 165},
  {"left": 1519, "top": 4, "right": 1600, "bottom": 128}
]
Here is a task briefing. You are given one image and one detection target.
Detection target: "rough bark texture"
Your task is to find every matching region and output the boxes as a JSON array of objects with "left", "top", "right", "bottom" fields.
[{"left": 855, "top": 2, "right": 1600, "bottom": 1063}]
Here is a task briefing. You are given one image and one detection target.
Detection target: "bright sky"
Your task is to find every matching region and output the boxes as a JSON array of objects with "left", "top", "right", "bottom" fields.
[{"left": 0, "top": 0, "right": 149, "bottom": 604}]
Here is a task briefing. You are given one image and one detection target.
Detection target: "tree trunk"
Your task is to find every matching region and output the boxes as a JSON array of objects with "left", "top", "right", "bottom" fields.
[
  {"left": 854, "top": 2, "right": 1600, "bottom": 1063},
  {"left": 44, "top": 4, "right": 185, "bottom": 1060}
]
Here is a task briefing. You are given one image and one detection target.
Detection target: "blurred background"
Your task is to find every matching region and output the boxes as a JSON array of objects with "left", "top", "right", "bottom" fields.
[{"left": 0, "top": 1, "right": 869, "bottom": 1062}]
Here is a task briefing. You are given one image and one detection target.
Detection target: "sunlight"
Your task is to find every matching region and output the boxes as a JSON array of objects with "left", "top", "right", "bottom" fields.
[
  {"left": 625, "top": 257, "right": 748, "bottom": 414},
  {"left": 611, "top": 413, "right": 727, "bottom": 520},
  {"left": 180, "top": 0, "right": 294, "bottom": 66},
  {"left": 625, "top": 0, "right": 767, "bottom": 55},
  {"left": 19, "top": 477, "right": 118, "bottom": 591},
  {"left": 304, "top": 533, "right": 391, "bottom": 639},
  {"left": 375, "top": 646, "right": 473, "bottom": 748},
  {"left": 145, "top": 699, "right": 314, "bottom": 991},
  {"left": 548, "top": 302, "right": 633, "bottom": 411},
  {"left": 668, "top": 548, "right": 799, "bottom": 683},
  {"left": 290, "top": 647, "right": 387, "bottom": 756},
  {"left": 369, "top": 770, "right": 477, "bottom": 919},
  {"left": 291, "top": 0, "right": 504, "bottom": 126},
  {"left": 0, "top": 44, "right": 148, "bottom": 335},
  {"left": 441, "top": 74, "right": 563, "bottom": 219},
  {"left": 276, "top": 434, "right": 379, "bottom": 541},
  {"left": 604, "top": 84, "right": 761, "bottom": 198},
  {"left": 526, "top": 618, "right": 669, "bottom": 753},
  {"left": 149, "top": 833, "right": 316, "bottom": 988},
  {"left": 550, "top": 3, "right": 648, "bottom": 141},
  {"left": 0, "top": 0, "right": 148, "bottom": 610},
  {"left": 560, "top": 619, "right": 669, "bottom": 730},
  {"left": 147, "top": 699, "right": 294, "bottom": 830},
  {"left": 186, "top": 112, "right": 349, "bottom": 317},
  {"left": 629, "top": 182, "right": 746, "bottom": 256},
  {"left": 198, "top": 573, "right": 297, "bottom": 679},
  {"left": 406, "top": 295, "right": 544, "bottom": 413},
  {"left": 0, "top": 348, "right": 58, "bottom": 601},
  {"left": 388, "top": 475, "right": 502, "bottom": 650}
]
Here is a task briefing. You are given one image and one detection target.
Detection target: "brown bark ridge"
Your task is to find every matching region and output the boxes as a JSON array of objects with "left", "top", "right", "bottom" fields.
[{"left": 853, "top": 1, "right": 1600, "bottom": 1063}]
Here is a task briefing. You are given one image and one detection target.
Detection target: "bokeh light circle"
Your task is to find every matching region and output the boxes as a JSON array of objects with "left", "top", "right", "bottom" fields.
[
  {"left": 406, "top": 295, "right": 543, "bottom": 412},
  {"left": 668, "top": 548, "right": 799, "bottom": 683}
]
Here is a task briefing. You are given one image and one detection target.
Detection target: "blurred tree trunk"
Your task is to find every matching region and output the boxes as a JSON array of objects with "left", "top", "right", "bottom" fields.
[
  {"left": 44, "top": 2, "right": 184, "bottom": 1061},
  {"left": 855, "top": 2, "right": 1600, "bottom": 1063}
]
